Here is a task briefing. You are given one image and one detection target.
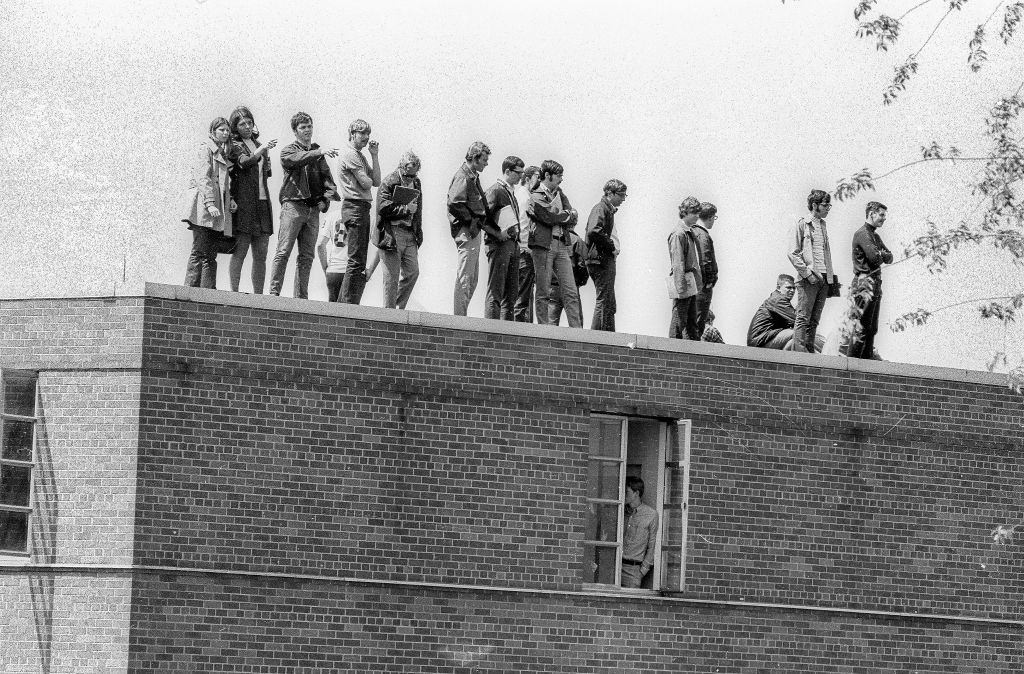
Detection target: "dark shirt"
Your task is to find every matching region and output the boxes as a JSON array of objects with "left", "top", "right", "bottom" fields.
[
  {"left": 852, "top": 223, "right": 893, "bottom": 276},
  {"left": 447, "top": 162, "right": 488, "bottom": 238},
  {"left": 585, "top": 196, "right": 617, "bottom": 264},
  {"left": 377, "top": 168, "right": 423, "bottom": 247},
  {"left": 746, "top": 290, "right": 796, "bottom": 347},
  {"left": 692, "top": 223, "right": 718, "bottom": 288},
  {"left": 278, "top": 141, "right": 338, "bottom": 208}
]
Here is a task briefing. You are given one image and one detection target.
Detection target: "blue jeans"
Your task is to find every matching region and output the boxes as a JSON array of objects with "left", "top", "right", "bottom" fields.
[
  {"left": 381, "top": 227, "right": 419, "bottom": 309},
  {"left": 531, "top": 239, "right": 582, "bottom": 327},
  {"left": 269, "top": 201, "right": 319, "bottom": 298},
  {"left": 340, "top": 199, "right": 371, "bottom": 304},
  {"left": 794, "top": 276, "right": 829, "bottom": 352}
]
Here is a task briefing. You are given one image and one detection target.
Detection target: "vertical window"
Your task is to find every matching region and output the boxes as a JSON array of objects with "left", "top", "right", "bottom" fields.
[
  {"left": 0, "top": 370, "right": 38, "bottom": 555},
  {"left": 580, "top": 414, "right": 691, "bottom": 592}
]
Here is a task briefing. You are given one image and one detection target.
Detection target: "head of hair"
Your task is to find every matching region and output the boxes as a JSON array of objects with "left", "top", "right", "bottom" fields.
[
  {"left": 699, "top": 202, "right": 718, "bottom": 220},
  {"left": 228, "top": 107, "right": 257, "bottom": 141},
  {"left": 777, "top": 273, "right": 796, "bottom": 288},
  {"left": 625, "top": 476, "right": 645, "bottom": 498},
  {"left": 603, "top": 179, "right": 627, "bottom": 196},
  {"left": 465, "top": 141, "right": 491, "bottom": 163},
  {"left": 348, "top": 118, "right": 371, "bottom": 138},
  {"left": 521, "top": 166, "right": 540, "bottom": 187},
  {"left": 540, "top": 159, "right": 564, "bottom": 181},
  {"left": 208, "top": 117, "right": 230, "bottom": 146},
  {"left": 865, "top": 200, "right": 887, "bottom": 218},
  {"left": 706, "top": 309, "right": 716, "bottom": 324},
  {"left": 399, "top": 150, "right": 421, "bottom": 169},
  {"left": 807, "top": 189, "right": 831, "bottom": 212},
  {"left": 502, "top": 155, "right": 525, "bottom": 173},
  {"left": 679, "top": 196, "right": 702, "bottom": 214},
  {"left": 290, "top": 111, "right": 313, "bottom": 132}
]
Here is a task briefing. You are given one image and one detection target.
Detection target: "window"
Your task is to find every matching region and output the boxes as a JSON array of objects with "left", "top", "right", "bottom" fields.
[
  {"left": 580, "top": 414, "right": 691, "bottom": 592},
  {"left": 0, "top": 370, "right": 38, "bottom": 555}
]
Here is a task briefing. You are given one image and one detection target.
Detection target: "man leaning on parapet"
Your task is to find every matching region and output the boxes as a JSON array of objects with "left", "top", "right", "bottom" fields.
[{"left": 787, "top": 189, "right": 838, "bottom": 353}]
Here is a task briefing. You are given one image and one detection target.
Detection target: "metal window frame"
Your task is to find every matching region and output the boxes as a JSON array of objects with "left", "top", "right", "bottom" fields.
[{"left": 0, "top": 370, "right": 39, "bottom": 557}]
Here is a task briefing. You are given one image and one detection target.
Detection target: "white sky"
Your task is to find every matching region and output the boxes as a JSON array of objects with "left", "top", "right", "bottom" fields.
[{"left": 2, "top": 0, "right": 1022, "bottom": 372}]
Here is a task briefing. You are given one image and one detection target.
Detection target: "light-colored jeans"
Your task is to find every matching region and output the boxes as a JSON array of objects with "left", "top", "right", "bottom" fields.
[
  {"left": 453, "top": 226, "right": 481, "bottom": 316},
  {"left": 531, "top": 239, "right": 582, "bottom": 327},
  {"left": 381, "top": 227, "right": 420, "bottom": 310},
  {"left": 269, "top": 201, "right": 319, "bottom": 298}
]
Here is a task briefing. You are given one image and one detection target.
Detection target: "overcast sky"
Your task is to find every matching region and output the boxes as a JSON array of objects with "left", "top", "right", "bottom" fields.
[{"left": 2, "top": 0, "right": 1021, "bottom": 372}]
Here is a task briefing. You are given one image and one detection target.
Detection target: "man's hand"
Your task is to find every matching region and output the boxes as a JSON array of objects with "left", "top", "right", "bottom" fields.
[
  {"left": 368, "top": 140, "right": 380, "bottom": 156},
  {"left": 206, "top": 206, "right": 221, "bottom": 218},
  {"left": 320, "top": 147, "right": 339, "bottom": 159},
  {"left": 258, "top": 139, "right": 278, "bottom": 154},
  {"left": 807, "top": 270, "right": 822, "bottom": 284},
  {"left": 496, "top": 230, "right": 509, "bottom": 242},
  {"left": 405, "top": 201, "right": 418, "bottom": 215}
]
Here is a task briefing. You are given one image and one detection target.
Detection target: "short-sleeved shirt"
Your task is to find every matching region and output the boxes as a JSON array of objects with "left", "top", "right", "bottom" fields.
[{"left": 338, "top": 144, "right": 373, "bottom": 201}]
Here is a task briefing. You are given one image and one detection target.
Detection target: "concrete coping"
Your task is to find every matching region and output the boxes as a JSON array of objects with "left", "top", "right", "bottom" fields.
[{"left": 2, "top": 282, "right": 1012, "bottom": 389}]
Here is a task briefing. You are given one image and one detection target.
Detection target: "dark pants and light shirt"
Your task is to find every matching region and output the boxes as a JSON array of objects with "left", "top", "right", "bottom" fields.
[
  {"left": 339, "top": 199, "right": 371, "bottom": 304},
  {"left": 794, "top": 277, "right": 829, "bottom": 352},
  {"left": 588, "top": 258, "right": 616, "bottom": 332}
]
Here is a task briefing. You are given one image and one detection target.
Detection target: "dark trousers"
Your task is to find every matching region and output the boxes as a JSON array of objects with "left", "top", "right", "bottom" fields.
[
  {"left": 326, "top": 272, "right": 345, "bottom": 302},
  {"left": 695, "top": 287, "right": 713, "bottom": 336},
  {"left": 588, "top": 258, "right": 616, "bottom": 332},
  {"left": 669, "top": 296, "right": 699, "bottom": 340},
  {"left": 514, "top": 249, "right": 534, "bottom": 322},
  {"left": 184, "top": 226, "right": 218, "bottom": 289},
  {"left": 847, "top": 275, "right": 882, "bottom": 359},
  {"left": 340, "top": 199, "right": 371, "bottom": 304},
  {"left": 794, "top": 276, "right": 829, "bottom": 352},
  {"left": 485, "top": 239, "right": 519, "bottom": 320}
]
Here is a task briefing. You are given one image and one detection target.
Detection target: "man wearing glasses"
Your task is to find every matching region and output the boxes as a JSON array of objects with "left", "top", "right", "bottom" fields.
[
  {"left": 585, "top": 179, "right": 628, "bottom": 331},
  {"left": 787, "top": 189, "right": 837, "bottom": 352},
  {"left": 482, "top": 156, "right": 526, "bottom": 320}
]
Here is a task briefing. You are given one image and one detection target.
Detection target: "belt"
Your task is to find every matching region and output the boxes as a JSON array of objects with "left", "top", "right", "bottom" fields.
[{"left": 621, "top": 559, "right": 643, "bottom": 566}]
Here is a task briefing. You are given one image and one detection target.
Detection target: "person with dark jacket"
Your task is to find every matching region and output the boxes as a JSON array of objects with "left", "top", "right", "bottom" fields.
[
  {"left": 585, "top": 179, "right": 628, "bottom": 331},
  {"left": 483, "top": 156, "right": 525, "bottom": 320},
  {"left": 747, "top": 275, "right": 798, "bottom": 349},
  {"left": 527, "top": 160, "right": 581, "bottom": 326},
  {"left": 693, "top": 201, "right": 719, "bottom": 336},
  {"left": 376, "top": 151, "right": 423, "bottom": 310},
  {"left": 847, "top": 201, "right": 893, "bottom": 358},
  {"left": 448, "top": 141, "right": 491, "bottom": 316},
  {"left": 227, "top": 106, "right": 277, "bottom": 294},
  {"left": 268, "top": 111, "right": 339, "bottom": 299}
]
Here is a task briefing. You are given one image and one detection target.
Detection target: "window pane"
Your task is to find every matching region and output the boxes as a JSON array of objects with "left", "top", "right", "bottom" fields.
[
  {"left": 579, "top": 544, "right": 618, "bottom": 585},
  {"left": 660, "top": 506, "right": 684, "bottom": 591},
  {"left": 2, "top": 419, "right": 34, "bottom": 462},
  {"left": 0, "top": 510, "right": 29, "bottom": 553},
  {"left": 589, "top": 418, "right": 622, "bottom": 458},
  {"left": 586, "top": 459, "right": 621, "bottom": 501},
  {"left": 0, "top": 465, "right": 31, "bottom": 507},
  {"left": 2, "top": 375, "right": 36, "bottom": 417},
  {"left": 584, "top": 503, "right": 619, "bottom": 543}
]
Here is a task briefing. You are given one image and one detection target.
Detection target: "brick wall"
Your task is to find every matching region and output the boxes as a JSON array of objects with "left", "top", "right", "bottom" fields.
[
  {"left": 133, "top": 289, "right": 1024, "bottom": 623},
  {"left": 127, "top": 571, "right": 1022, "bottom": 673},
  {"left": 0, "top": 298, "right": 141, "bottom": 673}
]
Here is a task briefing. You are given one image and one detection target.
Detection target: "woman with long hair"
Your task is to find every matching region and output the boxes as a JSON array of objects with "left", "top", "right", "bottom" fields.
[
  {"left": 182, "top": 117, "right": 235, "bottom": 288},
  {"left": 227, "top": 106, "right": 277, "bottom": 293}
]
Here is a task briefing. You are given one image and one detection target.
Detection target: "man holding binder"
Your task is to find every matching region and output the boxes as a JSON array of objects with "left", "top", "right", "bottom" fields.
[
  {"left": 376, "top": 151, "right": 423, "bottom": 310},
  {"left": 483, "top": 156, "right": 526, "bottom": 320}
]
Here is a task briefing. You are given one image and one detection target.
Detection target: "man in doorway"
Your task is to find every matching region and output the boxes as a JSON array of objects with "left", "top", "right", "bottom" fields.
[{"left": 621, "top": 476, "right": 658, "bottom": 589}]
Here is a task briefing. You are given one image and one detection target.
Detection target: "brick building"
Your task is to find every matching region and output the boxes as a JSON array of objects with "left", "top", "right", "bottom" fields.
[{"left": 1, "top": 283, "right": 1022, "bottom": 672}]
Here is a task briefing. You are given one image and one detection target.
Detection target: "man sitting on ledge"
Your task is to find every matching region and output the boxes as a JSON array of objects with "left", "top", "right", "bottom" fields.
[{"left": 748, "top": 274, "right": 825, "bottom": 352}]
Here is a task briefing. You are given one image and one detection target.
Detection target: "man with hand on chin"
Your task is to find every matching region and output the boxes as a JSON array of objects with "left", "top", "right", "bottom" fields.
[
  {"left": 269, "top": 111, "right": 339, "bottom": 299},
  {"left": 337, "top": 119, "right": 382, "bottom": 304}
]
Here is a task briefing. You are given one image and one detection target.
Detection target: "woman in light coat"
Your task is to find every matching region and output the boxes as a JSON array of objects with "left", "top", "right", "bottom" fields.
[
  {"left": 227, "top": 106, "right": 277, "bottom": 293},
  {"left": 182, "top": 117, "right": 234, "bottom": 288}
]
